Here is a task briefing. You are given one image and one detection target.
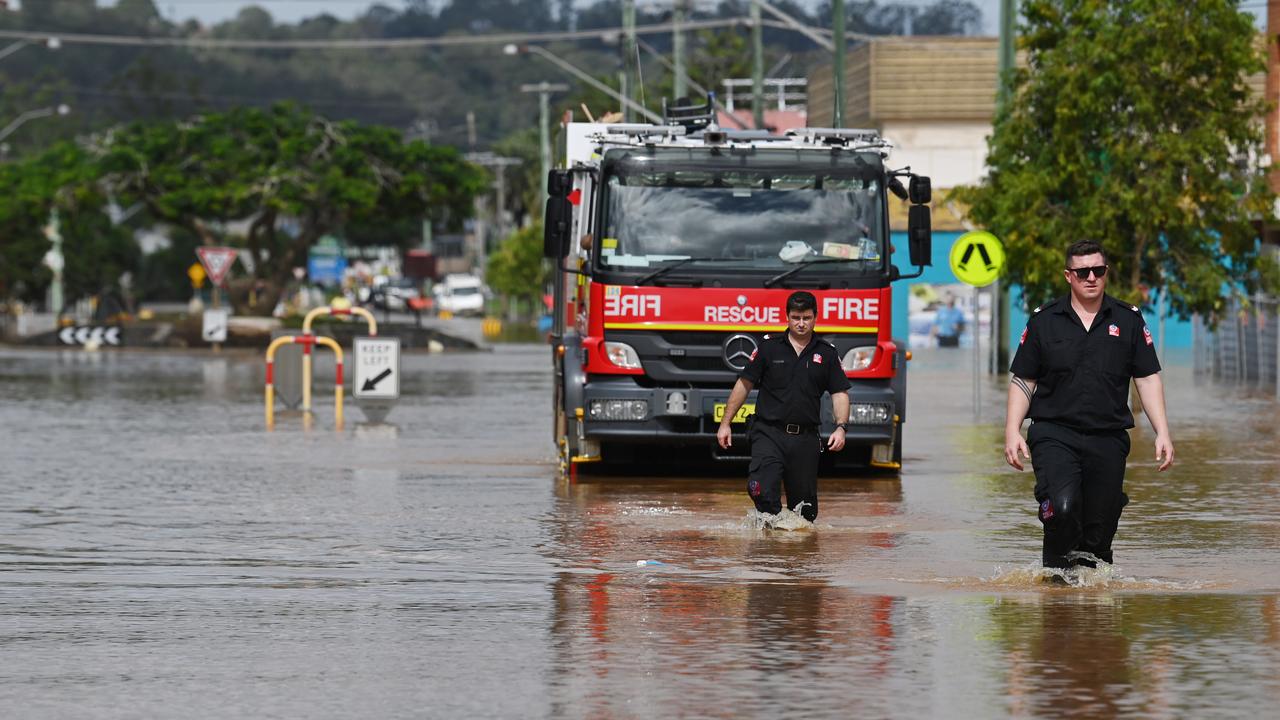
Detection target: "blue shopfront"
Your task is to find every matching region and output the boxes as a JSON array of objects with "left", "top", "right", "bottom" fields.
[{"left": 888, "top": 231, "right": 1192, "bottom": 353}]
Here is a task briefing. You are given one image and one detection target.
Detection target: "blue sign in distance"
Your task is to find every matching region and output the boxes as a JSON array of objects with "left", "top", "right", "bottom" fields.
[{"left": 307, "top": 252, "right": 347, "bottom": 285}]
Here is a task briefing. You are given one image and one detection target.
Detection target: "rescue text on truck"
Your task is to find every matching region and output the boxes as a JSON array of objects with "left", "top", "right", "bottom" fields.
[{"left": 545, "top": 103, "right": 932, "bottom": 474}]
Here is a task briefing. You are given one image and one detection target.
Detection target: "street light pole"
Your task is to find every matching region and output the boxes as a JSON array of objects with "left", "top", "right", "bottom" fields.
[
  {"left": 635, "top": 37, "right": 747, "bottom": 129},
  {"left": 0, "top": 104, "right": 71, "bottom": 144},
  {"left": 0, "top": 36, "right": 59, "bottom": 63},
  {"left": 504, "top": 44, "right": 662, "bottom": 123},
  {"left": 521, "top": 82, "right": 569, "bottom": 218}
]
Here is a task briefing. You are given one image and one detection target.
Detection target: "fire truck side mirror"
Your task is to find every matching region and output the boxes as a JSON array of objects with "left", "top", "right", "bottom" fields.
[
  {"left": 907, "top": 205, "right": 932, "bottom": 267},
  {"left": 547, "top": 169, "right": 572, "bottom": 197},
  {"left": 909, "top": 175, "right": 932, "bottom": 204},
  {"left": 544, "top": 197, "right": 572, "bottom": 258},
  {"left": 544, "top": 170, "right": 574, "bottom": 259}
]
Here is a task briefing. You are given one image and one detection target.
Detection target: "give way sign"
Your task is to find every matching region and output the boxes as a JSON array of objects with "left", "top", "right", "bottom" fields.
[{"left": 196, "top": 246, "right": 239, "bottom": 287}]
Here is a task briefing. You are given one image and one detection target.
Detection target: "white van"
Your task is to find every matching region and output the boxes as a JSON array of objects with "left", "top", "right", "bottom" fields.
[{"left": 434, "top": 274, "right": 486, "bottom": 316}]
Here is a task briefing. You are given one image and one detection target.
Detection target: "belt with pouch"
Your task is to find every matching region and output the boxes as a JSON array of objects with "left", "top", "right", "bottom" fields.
[{"left": 754, "top": 417, "right": 818, "bottom": 435}]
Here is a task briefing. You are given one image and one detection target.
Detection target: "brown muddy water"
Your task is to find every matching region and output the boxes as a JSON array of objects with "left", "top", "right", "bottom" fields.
[{"left": 1, "top": 343, "right": 1277, "bottom": 718}]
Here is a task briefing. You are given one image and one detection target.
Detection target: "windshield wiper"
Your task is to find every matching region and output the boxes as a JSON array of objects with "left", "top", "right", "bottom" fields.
[
  {"left": 636, "top": 257, "right": 733, "bottom": 285},
  {"left": 763, "top": 258, "right": 863, "bottom": 288}
]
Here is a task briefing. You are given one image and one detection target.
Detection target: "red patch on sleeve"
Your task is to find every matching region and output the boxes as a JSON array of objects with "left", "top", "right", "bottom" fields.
[
  {"left": 813, "top": 354, "right": 823, "bottom": 364},
  {"left": 1143, "top": 327, "right": 1153, "bottom": 346},
  {"left": 1019, "top": 327, "right": 1028, "bottom": 345}
]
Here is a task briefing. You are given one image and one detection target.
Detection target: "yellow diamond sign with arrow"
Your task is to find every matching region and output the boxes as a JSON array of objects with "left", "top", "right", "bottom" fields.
[{"left": 949, "top": 231, "right": 1006, "bottom": 287}]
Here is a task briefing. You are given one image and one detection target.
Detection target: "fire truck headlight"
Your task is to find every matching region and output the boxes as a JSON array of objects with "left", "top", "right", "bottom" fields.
[
  {"left": 603, "top": 341, "right": 643, "bottom": 370},
  {"left": 589, "top": 399, "right": 649, "bottom": 421},
  {"left": 841, "top": 346, "right": 876, "bottom": 371},
  {"left": 849, "top": 403, "right": 892, "bottom": 425}
]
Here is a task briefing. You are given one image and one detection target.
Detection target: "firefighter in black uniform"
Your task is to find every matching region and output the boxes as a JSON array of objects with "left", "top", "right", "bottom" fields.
[
  {"left": 1005, "top": 240, "right": 1174, "bottom": 569},
  {"left": 717, "top": 291, "right": 851, "bottom": 522}
]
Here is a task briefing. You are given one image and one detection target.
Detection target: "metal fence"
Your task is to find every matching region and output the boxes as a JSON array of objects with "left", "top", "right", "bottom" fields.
[{"left": 1193, "top": 295, "right": 1279, "bottom": 394}]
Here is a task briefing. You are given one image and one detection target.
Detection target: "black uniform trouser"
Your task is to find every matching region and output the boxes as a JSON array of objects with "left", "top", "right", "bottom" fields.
[
  {"left": 747, "top": 421, "right": 821, "bottom": 521},
  {"left": 1027, "top": 421, "right": 1131, "bottom": 569}
]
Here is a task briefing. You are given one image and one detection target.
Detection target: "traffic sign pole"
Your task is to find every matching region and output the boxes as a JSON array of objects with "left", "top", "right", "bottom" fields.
[
  {"left": 949, "top": 231, "right": 1007, "bottom": 422},
  {"left": 196, "top": 247, "right": 239, "bottom": 353},
  {"left": 973, "top": 285, "right": 981, "bottom": 422}
]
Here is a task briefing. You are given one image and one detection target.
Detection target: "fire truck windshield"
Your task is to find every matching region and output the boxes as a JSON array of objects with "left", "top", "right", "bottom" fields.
[{"left": 597, "top": 149, "right": 886, "bottom": 280}]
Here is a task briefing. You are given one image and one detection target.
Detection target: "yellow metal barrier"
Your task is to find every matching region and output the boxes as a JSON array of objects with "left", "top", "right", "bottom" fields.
[
  {"left": 300, "top": 303, "right": 377, "bottom": 412},
  {"left": 265, "top": 334, "right": 345, "bottom": 430},
  {"left": 481, "top": 317, "right": 502, "bottom": 338}
]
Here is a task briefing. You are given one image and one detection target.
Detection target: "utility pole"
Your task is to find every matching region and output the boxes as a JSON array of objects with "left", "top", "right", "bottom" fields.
[
  {"left": 832, "top": 0, "right": 845, "bottom": 127},
  {"left": 751, "top": 0, "right": 765, "bottom": 129},
  {"left": 998, "top": 0, "right": 1016, "bottom": 108},
  {"left": 995, "top": 0, "right": 1017, "bottom": 371},
  {"left": 1267, "top": 0, "right": 1280, "bottom": 195},
  {"left": 673, "top": 0, "right": 687, "bottom": 99},
  {"left": 623, "top": 0, "right": 637, "bottom": 122},
  {"left": 522, "top": 83, "right": 568, "bottom": 218},
  {"left": 466, "top": 152, "right": 523, "bottom": 269}
]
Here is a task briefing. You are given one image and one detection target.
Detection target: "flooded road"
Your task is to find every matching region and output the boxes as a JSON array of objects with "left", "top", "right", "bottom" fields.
[{"left": 2, "top": 343, "right": 1278, "bottom": 717}]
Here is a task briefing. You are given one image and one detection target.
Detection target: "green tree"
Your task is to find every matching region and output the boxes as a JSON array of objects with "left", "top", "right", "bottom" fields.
[
  {"left": 95, "top": 103, "right": 486, "bottom": 309},
  {"left": 0, "top": 141, "right": 133, "bottom": 305},
  {"left": 485, "top": 222, "right": 548, "bottom": 316},
  {"left": 953, "top": 0, "right": 1275, "bottom": 316}
]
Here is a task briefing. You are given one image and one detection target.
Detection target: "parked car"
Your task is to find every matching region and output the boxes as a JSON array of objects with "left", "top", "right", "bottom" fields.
[
  {"left": 433, "top": 274, "right": 486, "bottom": 316},
  {"left": 369, "top": 277, "right": 421, "bottom": 312}
]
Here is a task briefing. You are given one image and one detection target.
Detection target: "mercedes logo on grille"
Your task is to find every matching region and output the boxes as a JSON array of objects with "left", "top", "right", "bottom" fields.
[{"left": 722, "top": 334, "right": 758, "bottom": 372}]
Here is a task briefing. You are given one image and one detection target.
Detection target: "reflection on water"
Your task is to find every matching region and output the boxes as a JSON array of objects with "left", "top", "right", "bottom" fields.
[{"left": 1, "top": 345, "right": 1278, "bottom": 717}]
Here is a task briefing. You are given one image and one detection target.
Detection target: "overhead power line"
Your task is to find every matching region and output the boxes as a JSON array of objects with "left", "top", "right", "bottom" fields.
[
  {"left": 0, "top": 19, "right": 742, "bottom": 50},
  {"left": 0, "top": 17, "right": 874, "bottom": 51}
]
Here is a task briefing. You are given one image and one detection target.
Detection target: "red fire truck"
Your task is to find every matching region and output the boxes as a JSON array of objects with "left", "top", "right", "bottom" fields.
[{"left": 544, "top": 101, "right": 932, "bottom": 474}]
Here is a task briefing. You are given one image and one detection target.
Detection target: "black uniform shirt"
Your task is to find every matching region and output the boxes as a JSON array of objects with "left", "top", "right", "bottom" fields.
[
  {"left": 740, "top": 333, "right": 851, "bottom": 425},
  {"left": 1010, "top": 294, "right": 1161, "bottom": 431}
]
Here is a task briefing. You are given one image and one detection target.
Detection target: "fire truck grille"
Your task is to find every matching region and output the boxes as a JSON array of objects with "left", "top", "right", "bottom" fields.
[
  {"left": 669, "top": 356, "right": 730, "bottom": 372},
  {"left": 605, "top": 329, "right": 876, "bottom": 386}
]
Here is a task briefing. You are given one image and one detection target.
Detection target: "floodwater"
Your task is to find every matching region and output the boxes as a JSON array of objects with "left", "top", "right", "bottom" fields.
[{"left": 1, "top": 342, "right": 1278, "bottom": 718}]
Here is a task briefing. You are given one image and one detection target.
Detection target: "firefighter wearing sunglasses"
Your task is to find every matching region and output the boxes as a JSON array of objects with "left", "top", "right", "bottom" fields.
[{"left": 1004, "top": 240, "right": 1174, "bottom": 573}]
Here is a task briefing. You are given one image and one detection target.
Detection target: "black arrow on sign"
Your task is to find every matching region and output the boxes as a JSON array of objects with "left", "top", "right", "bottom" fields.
[
  {"left": 959, "top": 243, "right": 996, "bottom": 272},
  {"left": 362, "top": 368, "right": 393, "bottom": 391}
]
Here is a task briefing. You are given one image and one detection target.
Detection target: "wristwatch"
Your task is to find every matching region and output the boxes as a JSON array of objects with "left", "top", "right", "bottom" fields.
[{"left": 835, "top": 422, "right": 849, "bottom": 431}]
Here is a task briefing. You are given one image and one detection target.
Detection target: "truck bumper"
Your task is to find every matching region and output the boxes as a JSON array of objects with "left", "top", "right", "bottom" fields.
[{"left": 579, "top": 376, "right": 897, "bottom": 446}]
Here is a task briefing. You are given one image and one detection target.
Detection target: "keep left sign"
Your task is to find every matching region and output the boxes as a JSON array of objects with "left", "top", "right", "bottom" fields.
[{"left": 353, "top": 337, "right": 400, "bottom": 400}]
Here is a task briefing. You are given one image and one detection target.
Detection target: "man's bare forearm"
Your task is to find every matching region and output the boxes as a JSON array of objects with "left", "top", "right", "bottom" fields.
[
  {"left": 1005, "top": 376, "right": 1036, "bottom": 433},
  {"left": 720, "top": 378, "right": 753, "bottom": 426},
  {"left": 1134, "top": 374, "right": 1170, "bottom": 436},
  {"left": 831, "top": 391, "right": 849, "bottom": 425}
]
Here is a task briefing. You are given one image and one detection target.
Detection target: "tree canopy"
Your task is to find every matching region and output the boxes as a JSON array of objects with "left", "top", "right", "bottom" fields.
[
  {"left": 1, "top": 105, "right": 485, "bottom": 311},
  {"left": 485, "top": 222, "right": 548, "bottom": 312},
  {"left": 94, "top": 103, "right": 487, "bottom": 293},
  {"left": 954, "top": 0, "right": 1276, "bottom": 317}
]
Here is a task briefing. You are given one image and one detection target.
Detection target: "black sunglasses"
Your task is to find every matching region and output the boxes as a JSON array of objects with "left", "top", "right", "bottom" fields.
[{"left": 1066, "top": 265, "right": 1108, "bottom": 280}]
